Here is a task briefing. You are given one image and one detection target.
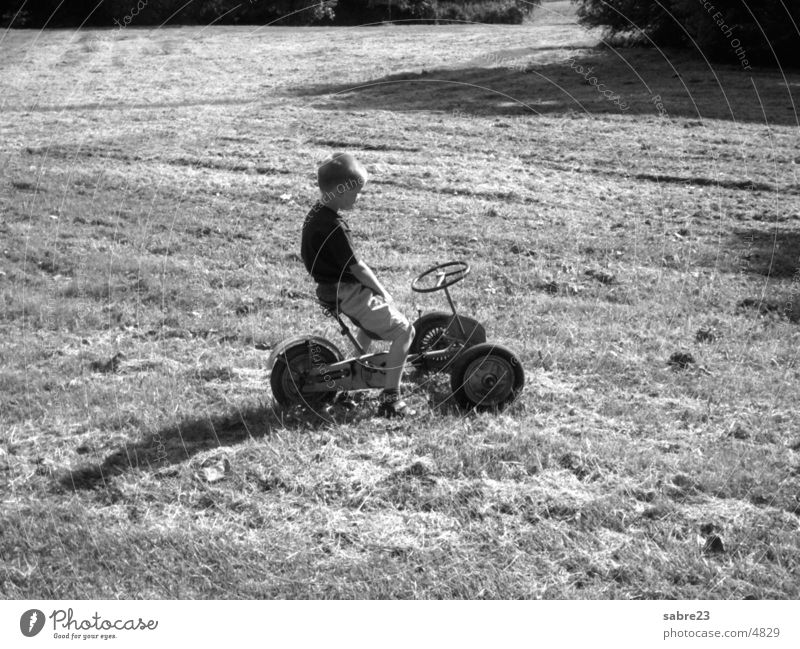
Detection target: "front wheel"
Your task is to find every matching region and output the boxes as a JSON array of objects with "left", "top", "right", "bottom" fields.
[
  {"left": 450, "top": 343, "right": 524, "bottom": 411},
  {"left": 270, "top": 342, "right": 340, "bottom": 409}
]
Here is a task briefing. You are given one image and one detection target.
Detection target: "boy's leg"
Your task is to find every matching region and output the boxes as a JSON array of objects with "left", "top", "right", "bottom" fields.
[
  {"left": 377, "top": 322, "right": 415, "bottom": 418},
  {"left": 337, "top": 284, "right": 416, "bottom": 416},
  {"left": 384, "top": 325, "right": 414, "bottom": 391}
]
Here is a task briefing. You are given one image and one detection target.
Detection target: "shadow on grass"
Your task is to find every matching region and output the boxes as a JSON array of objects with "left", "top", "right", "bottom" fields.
[
  {"left": 293, "top": 46, "right": 799, "bottom": 125},
  {"left": 409, "top": 369, "right": 463, "bottom": 416},
  {"left": 58, "top": 403, "right": 340, "bottom": 491},
  {"left": 734, "top": 227, "right": 800, "bottom": 279},
  {"left": 57, "top": 375, "right": 462, "bottom": 492}
]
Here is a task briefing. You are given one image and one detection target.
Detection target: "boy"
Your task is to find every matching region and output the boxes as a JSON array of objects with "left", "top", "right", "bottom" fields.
[{"left": 300, "top": 153, "right": 416, "bottom": 418}]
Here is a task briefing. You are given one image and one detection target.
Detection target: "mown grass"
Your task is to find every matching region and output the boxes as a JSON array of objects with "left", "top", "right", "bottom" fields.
[{"left": 1, "top": 1, "right": 799, "bottom": 599}]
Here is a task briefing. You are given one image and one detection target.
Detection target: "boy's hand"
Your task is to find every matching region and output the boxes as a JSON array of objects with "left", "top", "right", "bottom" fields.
[{"left": 351, "top": 260, "right": 393, "bottom": 303}]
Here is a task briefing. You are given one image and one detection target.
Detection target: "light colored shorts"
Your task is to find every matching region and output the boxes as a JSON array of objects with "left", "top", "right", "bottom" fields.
[{"left": 317, "top": 282, "right": 411, "bottom": 342}]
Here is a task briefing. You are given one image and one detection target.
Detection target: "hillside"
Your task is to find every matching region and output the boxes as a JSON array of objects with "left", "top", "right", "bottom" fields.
[{"left": 1, "top": 1, "right": 798, "bottom": 598}]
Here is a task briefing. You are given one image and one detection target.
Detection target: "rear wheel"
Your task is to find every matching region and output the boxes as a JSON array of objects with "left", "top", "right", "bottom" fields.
[
  {"left": 270, "top": 343, "right": 339, "bottom": 409},
  {"left": 450, "top": 343, "right": 524, "bottom": 411}
]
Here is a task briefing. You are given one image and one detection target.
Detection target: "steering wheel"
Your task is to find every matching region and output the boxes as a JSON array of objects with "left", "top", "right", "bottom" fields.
[{"left": 411, "top": 261, "right": 471, "bottom": 293}]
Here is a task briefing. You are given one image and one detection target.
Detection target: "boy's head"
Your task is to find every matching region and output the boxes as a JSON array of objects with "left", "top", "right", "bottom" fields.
[{"left": 317, "top": 152, "right": 368, "bottom": 211}]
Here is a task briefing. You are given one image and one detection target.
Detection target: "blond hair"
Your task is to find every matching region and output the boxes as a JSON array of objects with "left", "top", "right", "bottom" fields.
[{"left": 317, "top": 152, "right": 368, "bottom": 197}]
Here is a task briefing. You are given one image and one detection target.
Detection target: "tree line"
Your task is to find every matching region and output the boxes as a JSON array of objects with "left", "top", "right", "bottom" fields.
[
  {"left": 574, "top": 0, "right": 799, "bottom": 68},
  {"left": 1, "top": 0, "right": 537, "bottom": 28}
]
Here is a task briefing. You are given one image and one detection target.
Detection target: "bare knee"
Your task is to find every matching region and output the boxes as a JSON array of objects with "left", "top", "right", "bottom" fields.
[
  {"left": 401, "top": 324, "right": 415, "bottom": 348},
  {"left": 391, "top": 325, "right": 414, "bottom": 350}
]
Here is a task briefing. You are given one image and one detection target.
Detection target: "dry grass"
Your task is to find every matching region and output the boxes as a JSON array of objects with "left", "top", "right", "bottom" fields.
[{"left": 1, "top": 1, "right": 799, "bottom": 599}]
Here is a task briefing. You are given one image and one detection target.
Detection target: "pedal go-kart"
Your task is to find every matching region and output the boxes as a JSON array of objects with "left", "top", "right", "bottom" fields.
[{"left": 268, "top": 261, "right": 525, "bottom": 412}]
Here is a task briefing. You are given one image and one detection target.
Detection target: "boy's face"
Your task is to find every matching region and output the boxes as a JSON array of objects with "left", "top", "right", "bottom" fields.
[{"left": 339, "top": 177, "right": 367, "bottom": 211}]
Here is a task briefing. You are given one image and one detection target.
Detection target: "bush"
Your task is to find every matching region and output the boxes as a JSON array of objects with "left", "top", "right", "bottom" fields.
[
  {"left": 573, "top": 0, "right": 800, "bottom": 68},
  {"left": 226, "top": 0, "right": 338, "bottom": 25},
  {"left": 238, "top": 0, "right": 538, "bottom": 25},
  {"left": 434, "top": 0, "right": 537, "bottom": 24},
  {"left": 1, "top": 2, "right": 31, "bottom": 27}
]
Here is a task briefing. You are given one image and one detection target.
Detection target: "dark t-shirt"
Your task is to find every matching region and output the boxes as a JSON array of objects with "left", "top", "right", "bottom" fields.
[{"left": 300, "top": 202, "right": 359, "bottom": 285}]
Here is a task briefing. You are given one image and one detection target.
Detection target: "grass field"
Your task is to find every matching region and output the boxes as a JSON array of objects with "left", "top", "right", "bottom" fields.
[{"left": 1, "top": 1, "right": 799, "bottom": 599}]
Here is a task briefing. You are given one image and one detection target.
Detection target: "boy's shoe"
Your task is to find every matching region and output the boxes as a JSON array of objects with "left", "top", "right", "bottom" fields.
[
  {"left": 334, "top": 392, "right": 358, "bottom": 410},
  {"left": 377, "top": 390, "right": 416, "bottom": 419},
  {"left": 377, "top": 400, "right": 416, "bottom": 419}
]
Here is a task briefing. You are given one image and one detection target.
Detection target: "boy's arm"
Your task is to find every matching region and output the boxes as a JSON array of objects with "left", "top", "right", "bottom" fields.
[{"left": 350, "top": 260, "right": 393, "bottom": 302}]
